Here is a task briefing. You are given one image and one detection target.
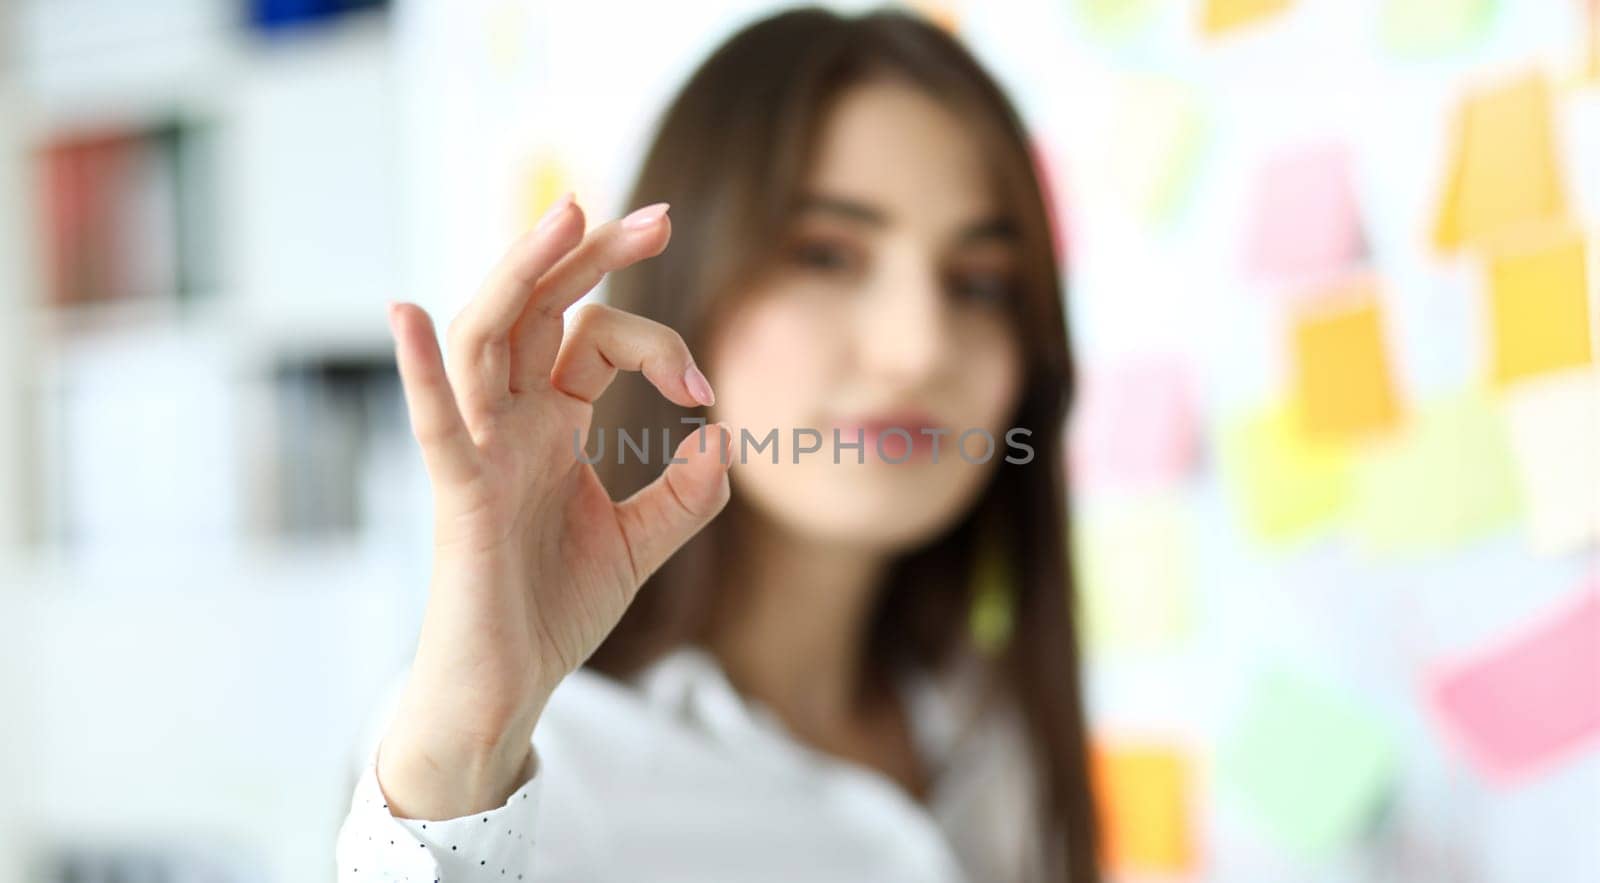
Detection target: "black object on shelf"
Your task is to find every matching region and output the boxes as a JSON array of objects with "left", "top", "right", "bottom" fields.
[{"left": 270, "top": 352, "right": 404, "bottom": 538}]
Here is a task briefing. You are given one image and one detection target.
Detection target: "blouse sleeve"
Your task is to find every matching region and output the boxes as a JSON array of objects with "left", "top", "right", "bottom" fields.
[
  {"left": 333, "top": 740, "right": 543, "bottom": 881},
  {"left": 332, "top": 666, "right": 544, "bottom": 881}
]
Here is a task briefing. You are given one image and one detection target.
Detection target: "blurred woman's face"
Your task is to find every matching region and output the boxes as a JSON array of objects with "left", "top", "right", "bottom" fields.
[{"left": 706, "top": 77, "right": 1025, "bottom": 551}]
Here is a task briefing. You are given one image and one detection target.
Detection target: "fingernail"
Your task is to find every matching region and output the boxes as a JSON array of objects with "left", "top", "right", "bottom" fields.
[
  {"left": 534, "top": 190, "right": 575, "bottom": 233},
  {"left": 385, "top": 300, "right": 400, "bottom": 330},
  {"left": 684, "top": 363, "right": 715, "bottom": 406},
  {"left": 621, "top": 201, "right": 670, "bottom": 231}
]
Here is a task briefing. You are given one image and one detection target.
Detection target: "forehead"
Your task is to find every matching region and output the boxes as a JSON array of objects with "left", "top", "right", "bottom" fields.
[{"left": 801, "top": 78, "right": 998, "bottom": 228}]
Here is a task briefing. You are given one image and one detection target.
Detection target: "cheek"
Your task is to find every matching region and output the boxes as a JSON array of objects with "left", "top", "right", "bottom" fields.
[
  {"left": 704, "top": 293, "right": 839, "bottom": 433},
  {"left": 955, "top": 317, "right": 1025, "bottom": 434}
]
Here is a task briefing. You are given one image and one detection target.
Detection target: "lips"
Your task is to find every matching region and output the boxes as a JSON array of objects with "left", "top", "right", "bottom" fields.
[{"left": 831, "top": 411, "right": 947, "bottom": 462}]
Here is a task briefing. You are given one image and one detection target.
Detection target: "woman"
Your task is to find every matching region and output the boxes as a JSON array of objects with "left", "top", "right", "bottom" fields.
[{"left": 335, "top": 7, "right": 1098, "bottom": 881}]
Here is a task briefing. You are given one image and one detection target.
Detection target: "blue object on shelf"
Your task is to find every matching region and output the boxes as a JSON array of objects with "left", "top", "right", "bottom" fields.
[{"left": 244, "top": 0, "right": 388, "bottom": 33}]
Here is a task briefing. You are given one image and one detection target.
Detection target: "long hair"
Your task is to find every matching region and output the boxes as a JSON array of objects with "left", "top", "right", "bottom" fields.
[{"left": 585, "top": 7, "right": 1098, "bottom": 880}]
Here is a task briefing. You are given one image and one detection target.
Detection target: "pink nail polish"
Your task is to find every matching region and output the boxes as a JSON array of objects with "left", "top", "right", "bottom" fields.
[
  {"left": 621, "top": 202, "right": 670, "bottom": 231},
  {"left": 534, "top": 191, "right": 575, "bottom": 233},
  {"left": 684, "top": 363, "right": 715, "bottom": 406}
]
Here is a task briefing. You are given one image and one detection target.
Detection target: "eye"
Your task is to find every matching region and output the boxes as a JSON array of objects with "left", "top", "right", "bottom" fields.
[
  {"left": 787, "top": 238, "right": 860, "bottom": 274},
  {"left": 947, "top": 270, "right": 1016, "bottom": 309}
]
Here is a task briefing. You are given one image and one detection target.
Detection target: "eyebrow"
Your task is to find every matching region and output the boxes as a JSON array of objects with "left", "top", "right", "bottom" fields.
[{"left": 794, "top": 193, "right": 1020, "bottom": 245}]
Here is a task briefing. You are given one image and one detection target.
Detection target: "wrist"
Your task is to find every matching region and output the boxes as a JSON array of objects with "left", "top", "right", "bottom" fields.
[{"left": 375, "top": 724, "right": 534, "bottom": 820}]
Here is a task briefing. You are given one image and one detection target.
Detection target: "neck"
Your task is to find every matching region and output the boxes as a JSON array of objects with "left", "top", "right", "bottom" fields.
[{"left": 707, "top": 507, "right": 894, "bottom": 731}]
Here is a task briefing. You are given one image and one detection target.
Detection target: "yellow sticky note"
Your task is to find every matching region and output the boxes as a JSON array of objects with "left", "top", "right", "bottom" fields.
[
  {"left": 1221, "top": 403, "right": 1352, "bottom": 544},
  {"left": 1201, "top": 0, "right": 1292, "bottom": 35},
  {"left": 1349, "top": 393, "right": 1520, "bottom": 555},
  {"left": 1432, "top": 73, "right": 1568, "bottom": 253},
  {"left": 1503, "top": 370, "right": 1600, "bottom": 555},
  {"left": 520, "top": 154, "right": 573, "bottom": 231},
  {"left": 1092, "top": 743, "right": 1195, "bottom": 875},
  {"left": 1487, "top": 228, "right": 1594, "bottom": 387},
  {"left": 485, "top": 0, "right": 527, "bottom": 74},
  {"left": 1291, "top": 283, "right": 1403, "bottom": 443},
  {"left": 1073, "top": 499, "right": 1191, "bottom": 655}
]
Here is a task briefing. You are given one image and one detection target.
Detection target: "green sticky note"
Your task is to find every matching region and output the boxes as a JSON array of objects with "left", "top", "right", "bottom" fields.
[
  {"left": 1077, "top": 0, "right": 1163, "bottom": 39},
  {"left": 1219, "top": 667, "right": 1397, "bottom": 858},
  {"left": 1073, "top": 498, "right": 1192, "bottom": 655},
  {"left": 1220, "top": 403, "right": 1352, "bottom": 545},
  {"left": 1348, "top": 393, "right": 1521, "bottom": 555},
  {"left": 1107, "top": 75, "right": 1209, "bottom": 228},
  {"left": 1381, "top": 0, "right": 1498, "bottom": 57}
]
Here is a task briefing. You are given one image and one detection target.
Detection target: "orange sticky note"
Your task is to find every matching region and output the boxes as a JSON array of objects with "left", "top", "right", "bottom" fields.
[
  {"left": 1432, "top": 73, "right": 1568, "bottom": 253},
  {"left": 1092, "top": 743, "right": 1195, "bottom": 875},
  {"left": 1487, "top": 228, "right": 1593, "bottom": 386},
  {"left": 1202, "top": 0, "right": 1292, "bottom": 35},
  {"left": 1291, "top": 282, "right": 1403, "bottom": 442},
  {"left": 908, "top": 0, "right": 960, "bottom": 33}
]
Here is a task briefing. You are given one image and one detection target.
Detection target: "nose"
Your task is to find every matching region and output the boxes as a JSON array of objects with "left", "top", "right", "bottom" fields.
[{"left": 854, "top": 246, "right": 948, "bottom": 386}]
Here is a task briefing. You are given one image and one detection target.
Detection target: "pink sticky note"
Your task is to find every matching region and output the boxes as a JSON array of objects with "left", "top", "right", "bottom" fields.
[
  {"left": 1427, "top": 583, "right": 1600, "bottom": 783},
  {"left": 1245, "top": 143, "right": 1366, "bottom": 284},
  {"left": 1031, "top": 137, "right": 1074, "bottom": 266},
  {"left": 1069, "top": 360, "right": 1200, "bottom": 490}
]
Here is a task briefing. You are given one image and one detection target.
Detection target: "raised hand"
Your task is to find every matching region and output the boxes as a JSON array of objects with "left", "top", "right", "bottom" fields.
[{"left": 375, "top": 197, "right": 732, "bottom": 820}]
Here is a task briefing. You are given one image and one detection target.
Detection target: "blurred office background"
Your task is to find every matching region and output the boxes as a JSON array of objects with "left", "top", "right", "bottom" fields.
[{"left": 0, "top": 0, "right": 1595, "bottom": 880}]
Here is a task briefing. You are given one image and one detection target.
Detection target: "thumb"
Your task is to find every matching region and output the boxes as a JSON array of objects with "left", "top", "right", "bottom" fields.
[{"left": 613, "top": 423, "right": 733, "bottom": 586}]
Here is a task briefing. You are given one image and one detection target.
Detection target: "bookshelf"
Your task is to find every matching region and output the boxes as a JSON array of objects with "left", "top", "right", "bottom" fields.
[{"left": 1, "top": 1, "right": 431, "bottom": 881}]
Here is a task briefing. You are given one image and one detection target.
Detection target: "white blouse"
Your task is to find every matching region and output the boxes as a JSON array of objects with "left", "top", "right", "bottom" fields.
[{"left": 334, "top": 645, "right": 1052, "bottom": 881}]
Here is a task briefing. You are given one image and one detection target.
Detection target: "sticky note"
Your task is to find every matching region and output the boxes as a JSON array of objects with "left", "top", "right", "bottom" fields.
[
  {"left": 1220, "top": 403, "right": 1351, "bottom": 544},
  {"left": 1428, "top": 584, "right": 1600, "bottom": 782},
  {"left": 1076, "top": 0, "right": 1162, "bottom": 39},
  {"left": 1091, "top": 742, "right": 1195, "bottom": 875},
  {"left": 520, "top": 153, "right": 573, "bottom": 231},
  {"left": 1031, "top": 139, "right": 1073, "bottom": 265},
  {"left": 1069, "top": 359, "right": 1200, "bottom": 490},
  {"left": 1074, "top": 499, "right": 1191, "bottom": 654},
  {"left": 908, "top": 0, "right": 960, "bottom": 33},
  {"left": 967, "top": 533, "right": 1014, "bottom": 654},
  {"left": 1219, "top": 667, "right": 1396, "bottom": 858},
  {"left": 1290, "top": 282, "right": 1403, "bottom": 442},
  {"left": 1246, "top": 144, "right": 1365, "bottom": 283},
  {"left": 1432, "top": 73, "right": 1568, "bottom": 253},
  {"left": 1380, "top": 0, "right": 1497, "bottom": 56},
  {"left": 1103, "top": 75, "right": 1208, "bottom": 227},
  {"left": 1348, "top": 393, "right": 1520, "bottom": 555},
  {"left": 1201, "top": 0, "right": 1292, "bottom": 35},
  {"left": 1588, "top": 0, "right": 1600, "bottom": 82},
  {"left": 1486, "top": 228, "right": 1593, "bottom": 387},
  {"left": 1502, "top": 370, "right": 1600, "bottom": 555},
  {"left": 485, "top": 0, "right": 527, "bottom": 73}
]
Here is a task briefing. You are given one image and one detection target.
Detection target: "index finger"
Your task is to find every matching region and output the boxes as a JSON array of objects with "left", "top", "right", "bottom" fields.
[
  {"left": 451, "top": 193, "right": 586, "bottom": 355},
  {"left": 511, "top": 202, "right": 673, "bottom": 391}
]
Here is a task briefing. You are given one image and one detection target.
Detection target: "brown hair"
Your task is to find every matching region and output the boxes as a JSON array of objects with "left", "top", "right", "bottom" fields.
[{"left": 586, "top": 7, "right": 1098, "bottom": 880}]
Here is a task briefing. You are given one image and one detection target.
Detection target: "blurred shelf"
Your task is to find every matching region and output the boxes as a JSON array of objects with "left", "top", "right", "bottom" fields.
[{"left": 15, "top": 0, "right": 392, "bottom": 138}]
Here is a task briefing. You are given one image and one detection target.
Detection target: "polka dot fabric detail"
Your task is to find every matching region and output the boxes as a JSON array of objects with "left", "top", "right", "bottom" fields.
[{"left": 334, "top": 750, "right": 542, "bottom": 881}]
